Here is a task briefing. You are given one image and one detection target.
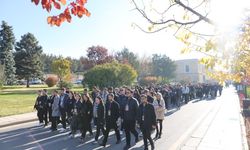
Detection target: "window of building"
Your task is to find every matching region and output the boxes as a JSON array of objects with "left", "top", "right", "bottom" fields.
[{"left": 185, "top": 65, "right": 189, "bottom": 72}]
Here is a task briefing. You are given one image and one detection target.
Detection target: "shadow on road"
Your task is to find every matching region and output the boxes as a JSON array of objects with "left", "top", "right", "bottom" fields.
[{"left": 0, "top": 123, "right": 146, "bottom": 150}]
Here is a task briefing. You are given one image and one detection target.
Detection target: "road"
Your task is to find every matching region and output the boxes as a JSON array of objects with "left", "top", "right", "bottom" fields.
[{"left": 0, "top": 92, "right": 224, "bottom": 150}]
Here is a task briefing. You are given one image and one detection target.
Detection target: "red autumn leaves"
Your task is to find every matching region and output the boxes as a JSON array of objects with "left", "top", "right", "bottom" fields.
[{"left": 32, "top": 0, "right": 90, "bottom": 26}]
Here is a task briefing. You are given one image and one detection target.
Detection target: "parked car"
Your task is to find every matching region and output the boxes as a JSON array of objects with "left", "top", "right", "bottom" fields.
[{"left": 73, "top": 79, "right": 83, "bottom": 85}]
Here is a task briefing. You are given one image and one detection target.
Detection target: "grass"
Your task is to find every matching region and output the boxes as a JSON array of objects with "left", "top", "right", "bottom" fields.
[{"left": 0, "top": 84, "right": 85, "bottom": 117}]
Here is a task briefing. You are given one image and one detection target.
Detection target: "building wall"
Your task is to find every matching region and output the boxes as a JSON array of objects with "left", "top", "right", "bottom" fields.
[{"left": 174, "top": 59, "right": 208, "bottom": 83}]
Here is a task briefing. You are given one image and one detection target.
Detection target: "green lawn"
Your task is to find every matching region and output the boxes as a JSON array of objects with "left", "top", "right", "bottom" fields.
[{"left": 0, "top": 84, "right": 85, "bottom": 117}]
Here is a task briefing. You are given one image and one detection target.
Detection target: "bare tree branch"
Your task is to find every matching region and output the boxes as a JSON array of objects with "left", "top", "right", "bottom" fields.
[{"left": 174, "top": 0, "right": 214, "bottom": 25}]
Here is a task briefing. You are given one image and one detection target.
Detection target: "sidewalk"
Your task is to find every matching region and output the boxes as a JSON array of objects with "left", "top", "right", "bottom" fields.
[
  {"left": 180, "top": 87, "right": 248, "bottom": 150},
  {"left": 0, "top": 112, "right": 37, "bottom": 128}
]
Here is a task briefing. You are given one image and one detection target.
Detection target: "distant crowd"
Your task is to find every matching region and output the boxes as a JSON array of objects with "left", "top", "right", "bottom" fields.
[{"left": 34, "top": 83, "right": 223, "bottom": 150}]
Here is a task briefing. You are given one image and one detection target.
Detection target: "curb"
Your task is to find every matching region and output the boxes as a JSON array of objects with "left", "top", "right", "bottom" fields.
[
  {"left": 240, "top": 113, "right": 249, "bottom": 150},
  {"left": 236, "top": 90, "right": 249, "bottom": 150},
  {"left": 0, "top": 118, "right": 38, "bottom": 128}
]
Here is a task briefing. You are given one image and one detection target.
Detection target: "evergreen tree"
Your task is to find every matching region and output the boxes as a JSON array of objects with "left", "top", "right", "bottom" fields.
[
  {"left": 152, "top": 54, "right": 176, "bottom": 81},
  {"left": 0, "top": 21, "right": 16, "bottom": 85},
  {"left": 15, "top": 33, "right": 43, "bottom": 87}
]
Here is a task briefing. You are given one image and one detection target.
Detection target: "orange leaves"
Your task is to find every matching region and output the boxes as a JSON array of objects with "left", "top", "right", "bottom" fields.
[
  {"left": 53, "top": 1, "right": 61, "bottom": 10},
  {"left": 31, "top": 0, "right": 91, "bottom": 26},
  {"left": 59, "top": 0, "right": 66, "bottom": 5},
  {"left": 32, "top": 0, "right": 40, "bottom": 5}
]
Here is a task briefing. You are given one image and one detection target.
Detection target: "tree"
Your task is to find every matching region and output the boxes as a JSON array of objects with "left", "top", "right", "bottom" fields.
[
  {"left": 66, "top": 57, "right": 83, "bottom": 73},
  {"left": 152, "top": 54, "right": 176, "bottom": 80},
  {"left": 131, "top": 0, "right": 213, "bottom": 33},
  {"left": 15, "top": 33, "right": 43, "bottom": 87},
  {"left": 0, "top": 21, "right": 16, "bottom": 85},
  {"left": 81, "top": 45, "right": 114, "bottom": 70},
  {"left": 115, "top": 47, "right": 140, "bottom": 72},
  {"left": 31, "top": 0, "right": 90, "bottom": 26},
  {"left": 40, "top": 53, "right": 59, "bottom": 73},
  {"left": 0, "top": 64, "right": 5, "bottom": 88},
  {"left": 137, "top": 55, "right": 153, "bottom": 78},
  {"left": 84, "top": 62, "right": 137, "bottom": 88},
  {"left": 51, "top": 58, "right": 71, "bottom": 87}
]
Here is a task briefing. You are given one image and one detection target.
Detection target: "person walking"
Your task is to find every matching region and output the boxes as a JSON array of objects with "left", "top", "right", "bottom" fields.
[
  {"left": 34, "top": 90, "right": 46, "bottom": 126},
  {"left": 153, "top": 92, "right": 166, "bottom": 139},
  {"left": 51, "top": 90, "right": 61, "bottom": 131},
  {"left": 93, "top": 96, "right": 105, "bottom": 144},
  {"left": 80, "top": 94, "right": 93, "bottom": 141},
  {"left": 47, "top": 92, "right": 55, "bottom": 123},
  {"left": 68, "top": 93, "right": 81, "bottom": 138},
  {"left": 122, "top": 88, "right": 139, "bottom": 150},
  {"left": 41, "top": 89, "right": 49, "bottom": 127},
  {"left": 137, "top": 94, "right": 156, "bottom": 150},
  {"left": 100, "top": 93, "right": 121, "bottom": 147},
  {"left": 59, "top": 88, "right": 69, "bottom": 132}
]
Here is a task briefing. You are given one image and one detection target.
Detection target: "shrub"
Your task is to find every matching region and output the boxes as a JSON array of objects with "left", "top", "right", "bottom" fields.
[
  {"left": 45, "top": 75, "right": 58, "bottom": 87},
  {"left": 58, "top": 81, "right": 73, "bottom": 89},
  {"left": 139, "top": 76, "right": 158, "bottom": 86},
  {"left": 84, "top": 62, "right": 137, "bottom": 88}
]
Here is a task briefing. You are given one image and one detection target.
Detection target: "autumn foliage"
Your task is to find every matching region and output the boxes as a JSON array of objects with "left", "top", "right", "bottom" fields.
[
  {"left": 45, "top": 75, "right": 58, "bottom": 87},
  {"left": 139, "top": 76, "right": 158, "bottom": 86},
  {"left": 31, "top": 0, "right": 90, "bottom": 26}
]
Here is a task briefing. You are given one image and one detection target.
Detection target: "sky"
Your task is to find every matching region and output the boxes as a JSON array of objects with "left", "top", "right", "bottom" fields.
[{"left": 0, "top": 0, "right": 249, "bottom": 60}]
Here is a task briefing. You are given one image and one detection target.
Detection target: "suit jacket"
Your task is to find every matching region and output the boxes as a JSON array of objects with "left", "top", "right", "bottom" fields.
[
  {"left": 82, "top": 100, "right": 93, "bottom": 122},
  {"left": 105, "top": 100, "right": 120, "bottom": 127},
  {"left": 59, "top": 93, "right": 69, "bottom": 111},
  {"left": 137, "top": 103, "right": 157, "bottom": 130},
  {"left": 96, "top": 103, "right": 105, "bottom": 125}
]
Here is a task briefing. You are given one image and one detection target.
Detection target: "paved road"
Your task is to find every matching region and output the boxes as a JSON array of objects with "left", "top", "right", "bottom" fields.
[{"left": 0, "top": 93, "right": 224, "bottom": 150}]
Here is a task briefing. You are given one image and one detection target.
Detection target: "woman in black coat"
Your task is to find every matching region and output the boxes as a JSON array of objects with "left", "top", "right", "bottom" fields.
[
  {"left": 80, "top": 94, "right": 93, "bottom": 142},
  {"left": 93, "top": 96, "right": 105, "bottom": 144}
]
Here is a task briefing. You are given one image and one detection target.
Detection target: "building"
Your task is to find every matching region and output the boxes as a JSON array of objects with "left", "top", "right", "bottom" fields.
[{"left": 174, "top": 59, "right": 210, "bottom": 83}]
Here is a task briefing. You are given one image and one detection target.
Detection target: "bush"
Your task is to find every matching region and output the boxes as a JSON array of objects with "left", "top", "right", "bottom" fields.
[
  {"left": 139, "top": 76, "right": 158, "bottom": 86},
  {"left": 58, "top": 81, "right": 73, "bottom": 89},
  {"left": 84, "top": 62, "right": 137, "bottom": 88},
  {"left": 45, "top": 75, "right": 58, "bottom": 87}
]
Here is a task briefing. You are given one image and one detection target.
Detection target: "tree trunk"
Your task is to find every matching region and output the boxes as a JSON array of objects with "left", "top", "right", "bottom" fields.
[{"left": 26, "top": 78, "right": 30, "bottom": 88}]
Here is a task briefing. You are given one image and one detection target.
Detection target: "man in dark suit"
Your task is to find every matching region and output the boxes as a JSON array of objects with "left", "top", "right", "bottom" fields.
[
  {"left": 137, "top": 94, "right": 156, "bottom": 150},
  {"left": 100, "top": 93, "right": 121, "bottom": 147},
  {"left": 122, "top": 88, "right": 139, "bottom": 150},
  {"left": 59, "top": 88, "right": 69, "bottom": 132}
]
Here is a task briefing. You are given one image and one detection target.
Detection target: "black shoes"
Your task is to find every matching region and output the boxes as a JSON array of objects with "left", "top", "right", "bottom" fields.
[
  {"left": 99, "top": 143, "right": 106, "bottom": 147},
  {"left": 116, "top": 139, "right": 121, "bottom": 144},
  {"left": 135, "top": 136, "right": 139, "bottom": 143},
  {"left": 123, "top": 145, "right": 131, "bottom": 150}
]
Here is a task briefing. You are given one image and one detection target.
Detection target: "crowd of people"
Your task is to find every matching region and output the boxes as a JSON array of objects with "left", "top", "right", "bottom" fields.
[{"left": 34, "top": 83, "right": 223, "bottom": 150}]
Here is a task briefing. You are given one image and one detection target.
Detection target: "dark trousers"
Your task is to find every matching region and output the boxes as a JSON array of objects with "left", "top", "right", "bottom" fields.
[
  {"left": 155, "top": 119, "right": 163, "bottom": 138},
  {"left": 81, "top": 121, "right": 93, "bottom": 138},
  {"left": 184, "top": 94, "right": 189, "bottom": 104},
  {"left": 51, "top": 116, "right": 59, "bottom": 130},
  {"left": 43, "top": 109, "right": 48, "bottom": 125},
  {"left": 124, "top": 120, "right": 138, "bottom": 146},
  {"left": 48, "top": 108, "right": 52, "bottom": 122},
  {"left": 103, "top": 122, "right": 121, "bottom": 145},
  {"left": 94, "top": 118, "right": 105, "bottom": 141},
  {"left": 60, "top": 109, "right": 66, "bottom": 129},
  {"left": 37, "top": 109, "right": 44, "bottom": 123},
  {"left": 142, "top": 128, "right": 154, "bottom": 149}
]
